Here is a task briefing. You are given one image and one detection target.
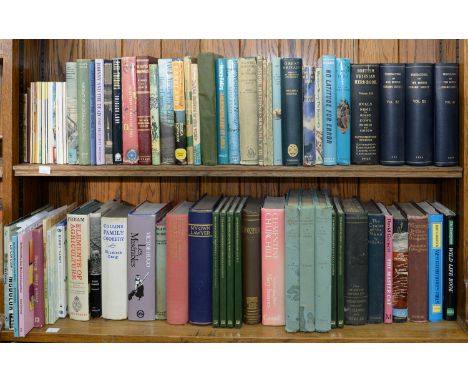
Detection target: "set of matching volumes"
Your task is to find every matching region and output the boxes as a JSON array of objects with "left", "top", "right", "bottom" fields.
[
  {"left": 23, "top": 53, "right": 459, "bottom": 167},
  {"left": 2, "top": 191, "right": 458, "bottom": 337}
]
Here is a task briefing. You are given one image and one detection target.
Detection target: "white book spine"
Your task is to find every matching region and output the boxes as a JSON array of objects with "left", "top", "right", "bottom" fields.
[
  {"left": 62, "top": 84, "right": 68, "bottom": 165},
  {"left": 46, "top": 228, "right": 55, "bottom": 324},
  {"left": 95, "top": 59, "right": 105, "bottom": 165},
  {"left": 56, "top": 83, "right": 63, "bottom": 164},
  {"left": 48, "top": 82, "right": 55, "bottom": 164},
  {"left": 57, "top": 224, "right": 67, "bottom": 318},
  {"left": 41, "top": 82, "right": 47, "bottom": 164}
]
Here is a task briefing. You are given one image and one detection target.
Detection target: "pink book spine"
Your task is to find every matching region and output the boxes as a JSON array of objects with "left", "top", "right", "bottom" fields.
[
  {"left": 384, "top": 214, "right": 393, "bottom": 324},
  {"left": 166, "top": 213, "right": 189, "bottom": 324},
  {"left": 121, "top": 56, "right": 139, "bottom": 164},
  {"left": 261, "top": 207, "right": 285, "bottom": 326},
  {"left": 19, "top": 230, "right": 35, "bottom": 337},
  {"left": 33, "top": 227, "right": 44, "bottom": 328}
]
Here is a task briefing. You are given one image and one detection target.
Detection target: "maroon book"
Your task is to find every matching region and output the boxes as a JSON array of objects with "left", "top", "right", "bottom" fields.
[{"left": 32, "top": 226, "right": 44, "bottom": 328}]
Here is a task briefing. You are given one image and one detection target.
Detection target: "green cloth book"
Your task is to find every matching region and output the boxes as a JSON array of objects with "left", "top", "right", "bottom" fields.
[
  {"left": 219, "top": 197, "right": 234, "bottom": 327},
  {"left": 234, "top": 197, "right": 248, "bottom": 328},
  {"left": 330, "top": 195, "right": 337, "bottom": 328},
  {"left": 77, "top": 59, "right": 91, "bottom": 165},
  {"left": 333, "top": 197, "right": 345, "bottom": 328},
  {"left": 227, "top": 197, "right": 241, "bottom": 327}
]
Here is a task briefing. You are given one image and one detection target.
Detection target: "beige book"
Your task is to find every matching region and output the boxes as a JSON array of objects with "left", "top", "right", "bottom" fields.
[{"left": 265, "top": 61, "right": 274, "bottom": 166}]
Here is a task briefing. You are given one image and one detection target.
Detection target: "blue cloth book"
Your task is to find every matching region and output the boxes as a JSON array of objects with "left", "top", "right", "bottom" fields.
[
  {"left": 226, "top": 59, "right": 240, "bottom": 164},
  {"left": 89, "top": 61, "right": 96, "bottom": 165},
  {"left": 303, "top": 66, "right": 316, "bottom": 166},
  {"left": 272, "top": 58, "right": 283, "bottom": 165},
  {"left": 216, "top": 59, "right": 229, "bottom": 164},
  {"left": 336, "top": 58, "right": 351, "bottom": 165},
  {"left": 321, "top": 55, "right": 337, "bottom": 165}
]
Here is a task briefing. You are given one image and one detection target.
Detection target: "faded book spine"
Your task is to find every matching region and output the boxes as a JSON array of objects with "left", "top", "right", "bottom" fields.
[
  {"left": 315, "top": 67, "right": 323, "bottom": 164},
  {"left": 216, "top": 58, "right": 229, "bottom": 164},
  {"left": 156, "top": 219, "right": 167, "bottom": 319},
  {"left": 173, "top": 59, "right": 187, "bottom": 165},
  {"left": 226, "top": 58, "right": 240, "bottom": 164},
  {"left": 265, "top": 61, "right": 273, "bottom": 166},
  {"left": 103, "top": 60, "right": 114, "bottom": 165},
  {"left": 257, "top": 57, "right": 264, "bottom": 166},
  {"left": 303, "top": 66, "right": 316, "bottom": 166},
  {"left": 66, "top": 62, "right": 79, "bottom": 164},
  {"left": 272, "top": 58, "right": 282, "bottom": 165},
  {"left": 191, "top": 63, "right": 202, "bottom": 165},
  {"left": 77, "top": 60, "right": 91, "bottom": 165},
  {"left": 158, "top": 59, "right": 175, "bottom": 164},
  {"left": 149, "top": 64, "right": 161, "bottom": 165},
  {"left": 121, "top": 57, "right": 139, "bottom": 164}
]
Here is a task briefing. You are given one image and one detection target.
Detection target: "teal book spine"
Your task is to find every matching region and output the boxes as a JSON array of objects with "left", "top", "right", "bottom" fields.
[
  {"left": 216, "top": 59, "right": 229, "bottom": 164},
  {"left": 12, "top": 234, "right": 19, "bottom": 337},
  {"left": 322, "top": 55, "right": 337, "bottom": 165},
  {"left": 226, "top": 58, "right": 240, "bottom": 164},
  {"left": 285, "top": 191, "right": 300, "bottom": 332},
  {"left": 336, "top": 58, "right": 351, "bottom": 165},
  {"left": 428, "top": 213, "right": 444, "bottom": 322},
  {"left": 272, "top": 58, "right": 282, "bottom": 165}
]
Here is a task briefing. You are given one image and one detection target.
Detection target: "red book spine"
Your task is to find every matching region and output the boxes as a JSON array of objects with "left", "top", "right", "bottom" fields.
[
  {"left": 121, "top": 57, "right": 139, "bottom": 164},
  {"left": 136, "top": 57, "right": 154, "bottom": 165},
  {"left": 384, "top": 214, "right": 393, "bottom": 324},
  {"left": 33, "top": 227, "right": 44, "bottom": 328}
]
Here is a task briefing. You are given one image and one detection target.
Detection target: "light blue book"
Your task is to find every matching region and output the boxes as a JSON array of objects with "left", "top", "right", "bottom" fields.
[
  {"left": 226, "top": 58, "right": 240, "bottom": 164},
  {"left": 216, "top": 59, "right": 229, "bottom": 164},
  {"left": 12, "top": 233, "right": 19, "bottom": 337},
  {"left": 314, "top": 191, "right": 332, "bottom": 332},
  {"left": 336, "top": 58, "right": 351, "bottom": 165},
  {"left": 285, "top": 189, "right": 300, "bottom": 332},
  {"left": 272, "top": 58, "right": 282, "bottom": 165},
  {"left": 321, "top": 55, "right": 337, "bottom": 165},
  {"left": 89, "top": 61, "right": 96, "bottom": 165},
  {"left": 303, "top": 66, "right": 316, "bottom": 166},
  {"left": 299, "top": 190, "right": 315, "bottom": 332}
]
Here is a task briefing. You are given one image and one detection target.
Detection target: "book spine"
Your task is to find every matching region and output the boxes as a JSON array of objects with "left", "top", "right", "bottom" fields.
[
  {"left": 191, "top": 63, "right": 202, "bottom": 165},
  {"left": 89, "top": 62, "right": 96, "bottom": 165},
  {"left": 46, "top": 229, "right": 54, "bottom": 324},
  {"left": 158, "top": 59, "right": 175, "bottom": 164},
  {"left": 77, "top": 61, "right": 91, "bottom": 164},
  {"left": 256, "top": 58, "right": 264, "bottom": 166},
  {"left": 89, "top": 214, "right": 102, "bottom": 318},
  {"left": 368, "top": 214, "right": 385, "bottom": 323},
  {"left": 219, "top": 207, "right": 228, "bottom": 327},
  {"left": 322, "top": 56, "right": 337, "bottom": 165},
  {"left": 226, "top": 209, "right": 235, "bottom": 327},
  {"left": 136, "top": 57, "right": 153, "bottom": 165},
  {"left": 262, "top": 59, "right": 268, "bottom": 166},
  {"left": 261, "top": 207, "right": 285, "bottom": 325},
  {"left": 184, "top": 57, "right": 194, "bottom": 165},
  {"left": 384, "top": 214, "right": 393, "bottom": 323},
  {"left": 166, "top": 212, "right": 189, "bottom": 324},
  {"left": 41, "top": 82, "right": 46, "bottom": 164},
  {"left": 281, "top": 58, "right": 303, "bottom": 166},
  {"left": 17, "top": 233, "right": 27, "bottom": 336},
  {"left": 336, "top": 58, "right": 351, "bottom": 165},
  {"left": 285, "top": 201, "right": 300, "bottom": 332},
  {"left": 428, "top": 214, "right": 443, "bottom": 321},
  {"left": 238, "top": 58, "right": 258, "bottom": 165},
  {"left": 443, "top": 215, "right": 457, "bottom": 320},
  {"left": 315, "top": 67, "right": 323, "bottom": 164},
  {"left": 212, "top": 206, "right": 221, "bottom": 327},
  {"left": 351, "top": 64, "right": 380, "bottom": 164},
  {"left": 156, "top": 220, "right": 167, "bottom": 320},
  {"left": 149, "top": 64, "right": 161, "bottom": 165},
  {"left": 303, "top": 66, "right": 316, "bottom": 166},
  {"left": 272, "top": 58, "right": 282, "bottom": 165},
  {"left": 47, "top": 82, "right": 55, "bottom": 164},
  {"left": 173, "top": 59, "right": 187, "bottom": 165},
  {"left": 336, "top": 208, "right": 345, "bottom": 327},
  {"left": 379, "top": 64, "right": 405, "bottom": 165},
  {"left": 121, "top": 57, "right": 139, "bottom": 164},
  {"left": 331, "top": 208, "right": 337, "bottom": 328},
  {"left": 392, "top": 218, "right": 408, "bottom": 322},
  {"left": 12, "top": 235, "right": 19, "bottom": 336},
  {"left": 265, "top": 62, "right": 274, "bottom": 166},
  {"left": 95, "top": 59, "right": 105, "bottom": 165},
  {"left": 66, "top": 62, "right": 79, "bottom": 164},
  {"left": 4, "top": 231, "right": 14, "bottom": 330},
  {"left": 57, "top": 224, "right": 67, "bottom": 318},
  {"left": 112, "top": 59, "right": 123, "bottom": 164},
  {"left": 434, "top": 64, "right": 459, "bottom": 166},
  {"left": 33, "top": 228, "right": 44, "bottom": 328},
  {"left": 234, "top": 200, "right": 245, "bottom": 328},
  {"left": 227, "top": 58, "right": 240, "bottom": 164},
  {"left": 215, "top": 59, "right": 229, "bottom": 164},
  {"left": 405, "top": 64, "right": 434, "bottom": 165},
  {"left": 103, "top": 61, "right": 114, "bottom": 165}
]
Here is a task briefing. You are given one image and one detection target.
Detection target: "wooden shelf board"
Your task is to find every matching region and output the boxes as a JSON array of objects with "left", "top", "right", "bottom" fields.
[
  {"left": 13, "top": 164, "right": 463, "bottom": 178},
  {"left": 1, "top": 318, "right": 467, "bottom": 343}
]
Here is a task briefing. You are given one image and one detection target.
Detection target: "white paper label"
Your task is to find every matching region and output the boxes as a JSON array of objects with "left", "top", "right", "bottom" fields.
[
  {"left": 39, "top": 165, "right": 51, "bottom": 175},
  {"left": 46, "top": 327, "right": 60, "bottom": 333}
]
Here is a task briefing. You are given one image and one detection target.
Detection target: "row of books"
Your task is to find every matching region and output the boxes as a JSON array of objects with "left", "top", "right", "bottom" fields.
[
  {"left": 23, "top": 55, "right": 460, "bottom": 167},
  {"left": 3, "top": 192, "right": 457, "bottom": 337}
]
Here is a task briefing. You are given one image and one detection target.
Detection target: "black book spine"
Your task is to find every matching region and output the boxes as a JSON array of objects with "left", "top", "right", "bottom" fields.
[
  {"left": 434, "top": 64, "right": 459, "bottom": 166},
  {"left": 405, "top": 64, "right": 434, "bottom": 165},
  {"left": 89, "top": 274, "right": 101, "bottom": 318},
  {"left": 379, "top": 64, "right": 405, "bottom": 165},
  {"left": 367, "top": 213, "right": 385, "bottom": 323},
  {"left": 351, "top": 64, "right": 380, "bottom": 164},
  {"left": 112, "top": 58, "right": 123, "bottom": 164},
  {"left": 443, "top": 214, "right": 457, "bottom": 320},
  {"left": 281, "top": 58, "right": 303, "bottom": 165}
]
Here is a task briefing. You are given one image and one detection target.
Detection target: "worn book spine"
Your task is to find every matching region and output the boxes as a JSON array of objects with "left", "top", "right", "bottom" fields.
[
  {"left": 112, "top": 58, "right": 123, "bottom": 164},
  {"left": 191, "top": 63, "right": 202, "bottom": 165},
  {"left": 66, "top": 62, "right": 79, "bottom": 164},
  {"left": 238, "top": 57, "right": 258, "bottom": 165},
  {"left": 265, "top": 62, "right": 273, "bottom": 166},
  {"left": 405, "top": 64, "right": 434, "bottom": 165},
  {"left": 12, "top": 235, "right": 19, "bottom": 336},
  {"left": 262, "top": 59, "right": 268, "bottom": 166},
  {"left": 368, "top": 213, "right": 385, "bottom": 323},
  {"left": 392, "top": 217, "right": 408, "bottom": 322},
  {"left": 17, "top": 231, "right": 34, "bottom": 336},
  {"left": 434, "top": 63, "right": 459, "bottom": 166},
  {"left": 149, "top": 64, "right": 160, "bottom": 165},
  {"left": 216, "top": 58, "right": 229, "bottom": 164},
  {"left": 219, "top": 201, "right": 229, "bottom": 327},
  {"left": 336, "top": 202, "right": 345, "bottom": 328},
  {"left": 212, "top": 202, "right": 222, "bottom": 327},
  {"left": 156, "top": 219, "right": 167, "bottom": 320},
  {"left": 121, "top": 57, "right": 139, "bottom": 164},
  {"left": 136, "top": 57, "right": 154, "bottom": 165},
  {"left": 103, "top": 60, "right": 114, "bottom": 165},
  {"left": 272, "top": 58, "right": 282, "bottom": 165},
  {"left": 315, "top": 67, "right": 323, "bottom": 164},
  {"left": 184, "top": 57, "right": 194, "bottom": 165},
  {"left": 227, "top": 58, "right": 240, "bottom": 164},
  {"left": 384, "top": 213, "right": 393, "bottom": 323},
  {"left": 158, "top": 59, "right": 175, "bottom": 164},
  {"left": 336, "top": 58, "right": 351, "bottom": 165},
  {"left": 234, "top": 198, "right": 247, "bottom": 328},
  {"left": 89, "top": 62, "right": 96, "bottom": 165},
  {"left": 32, "top": 227, "right": 44, "bottom": 328},
  {"left": 226, "top": 200, "right": 238, "bottom": 327},
  {"left": 331, "top": 206, "right": 337, "bottom": 328},
  {"left": 77, "top": 60, "right": 91, "bottom": 165},
  {"left": 351, "top": 64, "right": 380, "bottom": 164},
  {"left": 303, "top": 66, "right": 316, "bottom": 166},
  {"left": 56, "top": 223, "right": 67, "bottom": 318},
  {"left": 4, "top": 230, "right": 14, "bottom": 330},
  {"left": 427, "top": 213, "right": 443, "bottom": 321},
  {"left": 95, "top": 59, "right": 105, "bottom": 165},
  {"left": 172, "top": 59, "right": 187, "bottom": 165},
  {"left": 379, "top": 64, "right": 405, "bottom": 165},
  {"left": 443, "top": 213, "right": 457, "bottom": 320},
  {"left": 322, "top": 56, "right": 337, "bottom": 165},
  {"left": 89, "top": 214, "right": 102, "bottom": 318},
  {"left": 256, "top": 57, "right": 264, "bottom": 166}
]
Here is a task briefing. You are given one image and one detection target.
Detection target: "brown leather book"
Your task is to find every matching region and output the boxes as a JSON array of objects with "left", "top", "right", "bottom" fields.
[{"left": 397, "top": 202, "right": 428, "bottom": 322}]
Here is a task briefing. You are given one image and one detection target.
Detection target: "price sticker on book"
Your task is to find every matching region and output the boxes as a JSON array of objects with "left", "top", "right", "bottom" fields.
[
  {"left": 46, "top": 328, "right": 61, "bottom": 333},
  {"left": 39, "top": 165, "right": 51, "bottom": 175}
]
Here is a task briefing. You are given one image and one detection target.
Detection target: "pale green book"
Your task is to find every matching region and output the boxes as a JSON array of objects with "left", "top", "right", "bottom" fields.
[
  {"left": 156, "top": 218, "right": 166, "bottom": 319},
  {"left": 149, "top": 63, "right": 161, "bottom": 165},
  {"left": 76, "top": 59, "right": 91, "bottom": 165}
]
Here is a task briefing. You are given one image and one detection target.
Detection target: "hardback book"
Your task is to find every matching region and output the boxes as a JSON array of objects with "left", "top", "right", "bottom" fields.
[
  {"left": 397, "top": 202, "right": 428, "bottom": 322},
  {"left": 127, "top": 202, "right": 171, "bottom": 321},
  {"left": 66, "top": 62, "right": 79, "bottom": 164},
  {"left": 95, "top": 59, "right": 106, "bottom": 165},
  {"left": 216, "top": 58, "right": 229, "bottom": 164},
  {"left": 121, "top": 57, "right": 139, "bottom": 164},
  {"left": 89, "top": 61, "right": 96, "bottom": 165},
  {"left": 363, "top": 200, "right": 385, "bottom": 324},
  {"left": 234, "top": 197, "right": 248, "bottom": 328},
  {"left": 285, "top": 190, "right": 300, "bottom": 332},
  {"left": 315, "top": 67, "right": 323, "bottom": 164},
  {"left": 23, "top": 90, "right": 29, "bottom": 163},
  {"left": 172, "top": 59, "right": 187, "bottom": 165},
  {"left": 184, "top": 56, "right": 195, "bottom": 165},
  {"left": 103, "top": 60, "right": 114, "bottom": 165},
  {"left": 431, "top": 201, "right": 457, "bottom": 320},
  {"left": 242, "top": 197, "right": 263, "bottom": 325},
  {"left": 32, "top": 226, "right": 44, "bottom": 328},
  {"left": 376, "top": 202, "right": 394, "bottom": 324},
  {"left": 333, "top": 197, "right": 345, "bottom": 328},
  {"left": 55, "top": 220, "right": 67, "bottom": 319},
  {"left": 342, "top": 197, "right": 368, "bottom": 325},
  {"left": 158, "top": 58, "right": 175, "bottom": 164},
  {"left": 238, "top": 57, "right": 258, "bottom": 165},
  {"left": 166, "top": 202, "right": 193, "bottom": 324},
  {"left": 265, "top": 61, "right": 274, "bottom": 166},
  {"left": 76, "top": 59, "right": 91, "bottom": 165},
  {"left": 405, "top": 64, "right": 434, "bottom": 165},
  {"left": 330, "top": 194, "right": 337, "bottom": 328},
  {"left": 112, "top": 58, "right": 123, "bottom": 164},
  {"left": 256, "top": 57, "right": 264, "bottom": 166},
  {"left": 336, "top": 58, "right": 351, "bottom": 165},
  {"left": 434, "top": 63, "right": 459, "bottom": 166},
  {"left": 226, "top": 58, "right": 240, "bottom": 164},
  {"left": 149, "top": 63, "right": 160, "bottom": 165},
  {"left": 416, "top": 201, "right": 443, "bottom": 322},
  {"left": 136, "top": 56, "right": 157, "bottom": 165},
  {"left": 197, "top": 52, "right": 219, "bottom": 165},
  {"left": 387, "top": 205, "right": 409, "bottom": 322},
  {"left": 41, "top": 82, "right": 46, "bottom": 164},
  {"left": 191, "top": 63, "right": 202, "bottom": 165},
  {"left": 351, "top": 64, "right": 380, "bottom": 164},
  {"left": 67, "top": 200, "right": 102, "bottom": 321},
  {"left": 272, "top": 57, "right": 282, "bottom": 165},
  {"left": 321, "top": 55, "right": 337, "bottom": 165},
  {"left": 281, "top": 58, "right": 303, "bottom": 166},
  {"left": 300, "top": 190, "right": 315, "bottom": 332},
  {"left": 262, "top": 58, "right": 269, "bottom": 166},
  {"left": 188, "top": 195, "right": 222, "bottom": 324},
  {"left": 227, "top": 197, "right": 241, "bottom": 327},
  {"left": 156, "top": 218, "right": 167, "bottom": 320},
  {"left": 261, "top": 196, "right": 285, "bottom": 325},
  {"left": 303, "top": 66, "right": 316, "bottom": 166},
  {"left": 379, "top": 64, "right": 405, "bottom": 165}
]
